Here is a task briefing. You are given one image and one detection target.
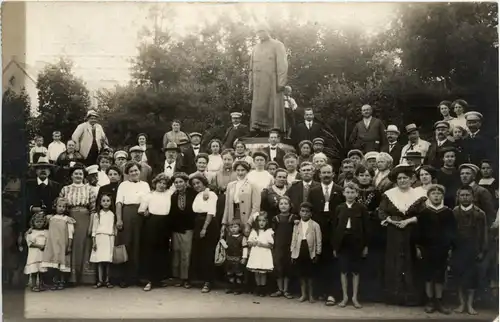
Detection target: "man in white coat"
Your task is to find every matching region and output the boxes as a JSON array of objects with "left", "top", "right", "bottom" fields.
[{"left": 72, "top": 110, "right": 109, "bottom": 166}]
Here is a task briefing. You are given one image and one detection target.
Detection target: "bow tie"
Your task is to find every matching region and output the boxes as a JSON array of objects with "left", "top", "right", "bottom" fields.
[
  {"left": 193, "top": 146, "right": 200, "bottom": 150},
  {"left": 270, "top": 147, "right": 277, "bottom": 151},
  {"left": 39, "top": 183, "right": 47, "bottom": 188}
]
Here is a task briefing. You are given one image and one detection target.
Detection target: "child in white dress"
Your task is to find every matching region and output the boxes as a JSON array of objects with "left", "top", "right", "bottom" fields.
[
  {"left": 24, "top": 213, "right": 48, "bottom": 292},
  {"left": 246, "top": 212, "right": 274, "bottom": 297},
  {"left": 42, "top": 197, "right": 75, "bottom": 290},
  {"left": 90, "top": 192, "right": 116, "bottom": 288}
]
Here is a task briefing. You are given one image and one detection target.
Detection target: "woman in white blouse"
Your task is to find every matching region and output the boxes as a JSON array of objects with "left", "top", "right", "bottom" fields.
[
  {"left": 247, "top": 151, "right": 274, "bottom": 193},
  {"left": 189, "top": 173, "right": 218, "bottom": 293},
  {"left": 138, "top": 173, "right": 172, "bottom": 292},
  {"left": 207, "top": 139, "right": 223, "bottom": 174},
  {"left": 115, "top": 161, "right": 151, "bottom": 287}
]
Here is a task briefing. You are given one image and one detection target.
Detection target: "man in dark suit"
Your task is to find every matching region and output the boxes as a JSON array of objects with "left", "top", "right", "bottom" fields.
[
  {"left": 426, "top": 121, "right": 456, "bottom": 168},
  {"left": 25, "top": 156, "right": 62, "bottom": 229},
  {"left": 182, "top": 132, "right": 205, "bottom": 174},
  {"left": 380, "top": 125, "right": 403, "bottom": 166},
  {"left": 156, "top": 142, "right": 187, "bottom": 177},
  {"left": 286, "top": 161, "right": 319, "bottom": 212},
  {"left": 262, "top": 128, "right": 286, "bottom": 168},
  {"left": 222, "top": 112, "right": 249, "bottom": 149},
  {"left": 307, "top": 164, "right": 344, "bottom": 306},
  {"left": 349, "top": 104, "right": 387, "bottom": 153},
  {"left": 462, "top": 111, "right": 493, "bottom": 166},
  {"left": 290, "top": 108, "right": 323, "bottom": 150}
]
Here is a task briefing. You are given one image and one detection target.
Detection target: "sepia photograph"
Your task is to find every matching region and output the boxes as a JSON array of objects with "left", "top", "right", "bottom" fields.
[{"left": 1, "top": 1, "right": 499, "bottom": 320}]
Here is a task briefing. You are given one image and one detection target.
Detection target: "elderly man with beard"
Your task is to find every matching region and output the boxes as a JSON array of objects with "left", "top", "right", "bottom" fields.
[
  {"left": 426, "top": 121, "right": 456, "bottom": 168},
  {"left": 307, "top": 164, "right": 344, "bottom": 306}
]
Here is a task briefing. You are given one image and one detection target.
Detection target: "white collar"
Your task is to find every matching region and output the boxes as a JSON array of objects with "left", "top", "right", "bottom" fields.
[
  {"left": 192, "top": 145, "right": 200, "bottom": 149},
  {"left": 471, "top": 130, "right": 480, "bottom": 136},
  {"left": 460, "top": 204, "right": 473, "bottom": 211},
  {"left": 364, "top": 116, "right": 372, "bottom": 122},
  {"left": 479, "top": 178, "right": 495, "bottom": 185},
  {"left": 425, "top": 199, "right": 444, "bottom": 210},
  {"left": 165, "top": 160, "right": 176, "bottom": 165},
  {"left": 322, "top": 181, "right": 334, "bottom": 190},
  {"left": 233, "top": 124, "right": 240, "bottom": 128},
  {"left": 37, "top": 178, "right": 49, "bottom": 185},
  {"left": 288, "top": 170, "right": 298, "bottom": 176},
  {"left": 346, "top": 202, "right": 354, "bottom": 208},
  {"left": 437, "top": 138, "right": 447, "bottom": 145},
  {"left": 384, "top": 187, "right": 422, "bottom": 213},
  {"left": 303, "top": 180, "right": 312, "bottom": 186}
]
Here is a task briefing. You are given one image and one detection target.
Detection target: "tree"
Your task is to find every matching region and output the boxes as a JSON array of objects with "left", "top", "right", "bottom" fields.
[{"left": 36, "top": 58, "right": 91, "bottom": 141}]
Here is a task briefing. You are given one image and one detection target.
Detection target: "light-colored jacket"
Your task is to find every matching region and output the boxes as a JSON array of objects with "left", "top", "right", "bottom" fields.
[
  {"left": 71, "top": 122, "right": 108, "bottom": 158},
  {"left": 290, "top": 220, "right": 322, "bottom": 260},
  {"left": 222, "top": 178, "right": 260, "bottom": 226},
  {"left": 400, "top": 138, "right": 431, "bottom": 164}
]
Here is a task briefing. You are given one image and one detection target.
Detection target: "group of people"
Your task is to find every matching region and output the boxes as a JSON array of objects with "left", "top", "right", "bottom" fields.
[{"left": 3, "top": 98, "right": 498, "bottom": 315}]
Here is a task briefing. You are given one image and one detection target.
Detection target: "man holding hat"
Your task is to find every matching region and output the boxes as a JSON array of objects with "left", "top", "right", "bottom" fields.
[
  {"left": 249, "top": 23, "right": 288, "bottom": 134},
  {"left": 349, "top": 104, "right": 387, "bottom": 153},
  {"left": 263, "top": 128, "right": 286, "bottom": 168},
  {"left": 402, "top": 151, "right": 425, "bottom": 167},
  {"left": 426, "top": 121, "right": 455, "bottom": 168},
  {"left": 25, "top": 156, "right": 61, "bottom": 229},
  {"left": 129, "top": 146, "right": 153, "bottom": 184},
  {"left": 381, "top": 125, "right": 403, "bottom": 165},
  {"left": 399, "top": 123, "right": 430, "bottom": 164},
  {"left": 183, "top": 132, "right": 205, "bottom": 174},
  {"left": 222, "top": 112, "right": 249, "bottom": 150},
  {"left": 71, "top": 109, "right": 109, "bottom": 166},
  {"left": 463, "top": 111, "right": 493, "bottom": 166}
]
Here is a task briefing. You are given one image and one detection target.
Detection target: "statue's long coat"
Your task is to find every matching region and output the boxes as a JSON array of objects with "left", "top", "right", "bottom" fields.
[{"left": 249, "top": 38, "right": 288, "bottom": 132}]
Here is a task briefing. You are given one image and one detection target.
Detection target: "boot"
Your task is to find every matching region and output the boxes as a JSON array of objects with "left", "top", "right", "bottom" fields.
[
  {"left": 435, "top": 298, "right": 451, "bottom": 315},
  {"left": 424, "top": 297, "right": 435, "bottom": 313},
  {"left": 259, "top": 285, "right": 266, "bottom": 297}
]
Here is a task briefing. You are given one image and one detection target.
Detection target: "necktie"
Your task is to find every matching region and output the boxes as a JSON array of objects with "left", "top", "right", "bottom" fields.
[
  {"left": 389, "top": 143, "right": 395, "bottom": 152},
  {"left": 307, "top": 122, "right": 311, "bottom": 130},
  {"left": 178, "top": 192, "right": 186, "bottom": 210},
  {"left": 324, "top": 185, "right": 330, "bottom": 201},
  {"left": 193, "top": 147, "right": 200, "bottom": 150},
  {"left": 303, "top": 183, "right": 310, "bottom": 202},
  {"left": 91, "top": 126, "right": 97, "bottom": 142}
]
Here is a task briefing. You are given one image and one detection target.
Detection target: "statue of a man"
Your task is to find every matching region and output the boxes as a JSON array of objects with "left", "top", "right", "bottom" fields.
[{"left": 249, "top": 25, "right": 288, "bottom": 135}]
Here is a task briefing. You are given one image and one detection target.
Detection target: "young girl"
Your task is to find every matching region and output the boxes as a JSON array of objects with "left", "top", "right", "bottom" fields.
[
  {"left": 224, "top": 219, "right": 248, "bottom": 295},
  {"left": 24, "top": 213, "right": 48, "bottom": 292},
  {"left": 90, "top": 193, "right": 116, "bottom": 288},
  {"left": 97, "top": 154, "right": 112, "bottom": 187},
  {"left": 246, "top": 212, "right": 274, "bottom": 297},
  {"left": 291, "top": 202, "right": 322, "bottom": 303},
  {"left": 270, "top": 196, "right": 297, "bottom": 299},
  {"left": 332, "top": 184, "right": 369, "bottom": 309},
  {"left": 42, "top": 197, "right": 75, "bottom": 290},
  {"left": 415, "top": 185, "right": 455, "bottom": 315}
]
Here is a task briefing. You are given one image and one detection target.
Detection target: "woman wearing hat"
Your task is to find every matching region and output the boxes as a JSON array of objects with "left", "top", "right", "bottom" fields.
[
  {"left": 298, "top": 140, "right": 314, "bottom": 166},
  {"left": 58, "top": 162, "right": 98, "bottom": 285},
  {"left": 55, "top": 140, "right": 85, "bottom": 184},
  {"left": 162, "top": 119, "right": 189, "bottom": 148},
  {"left": 379, "top": 164, "right": 427, "bottom": 306},
  {"left": 71, "top": 110, "right": 109, "bottom": 166},
  {"left": 189, "top": 173, "right": 219, "bottom": 293},
  {"left": 114, "top": 161, "right": 151, "bottom": 287}
]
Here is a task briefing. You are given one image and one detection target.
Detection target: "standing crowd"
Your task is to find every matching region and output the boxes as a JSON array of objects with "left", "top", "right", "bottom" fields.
[{"left": 3, "top": 99, "right": 498, "bottom": 315}]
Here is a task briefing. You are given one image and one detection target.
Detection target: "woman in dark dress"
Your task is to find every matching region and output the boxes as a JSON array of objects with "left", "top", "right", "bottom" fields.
[
  {"left": 378, "top": 164, "right": 427, "bottom": 306},
  {"left": 261, "top": 169, "right": 289, "bottom": 219},
  {"left": 354, "top": 165, "right": 383, "bottom": 302},
  {"left": 55, "top": 140, "right": 84, "bottom": 184}
]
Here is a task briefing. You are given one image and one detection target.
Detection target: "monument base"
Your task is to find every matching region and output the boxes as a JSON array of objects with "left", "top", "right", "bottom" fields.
[{"left": 238, "top": 137, "right": 296, "bottom": 154}]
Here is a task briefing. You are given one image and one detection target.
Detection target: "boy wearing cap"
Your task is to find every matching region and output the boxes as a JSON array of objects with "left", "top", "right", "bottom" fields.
[
  {"left": 381, "top": 125, "right": 403, "bottom": 165},
  {"left": 349, "top": 104, "right": 387, "bottom": 153},
  {"left": 222, "top": 112, "right": 249, "bottom": 150},
  {"left": 399, "top": 124, "right": 430, "bottom": 165},
  {"left": 426, "top": 121, "right": 455, "bottom": 168}
]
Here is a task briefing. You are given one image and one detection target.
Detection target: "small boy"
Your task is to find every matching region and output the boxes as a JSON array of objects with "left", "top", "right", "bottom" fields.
[
  {"left": 29, "top": 135, "right": 48, "bottom": 164},
  {"left": 451, "top": 186, "right": 488, "bottom": 315},
  {"left": 415, "top": 184, "right": 455, "bottom": 314},
  {"left": 283, "top": 153, "right": 300, "bottom": 185},
  {"left": 47, "top": 131, "right": 66, "bottom": 163},
  {"left": 284, "top": 86, "right": 298, "bottom": 138},
  {"left": 332, "top": 183, "right": 369, "bottom": 309}
]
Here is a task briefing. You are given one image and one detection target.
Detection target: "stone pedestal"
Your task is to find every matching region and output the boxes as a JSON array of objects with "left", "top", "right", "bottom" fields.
[{"left": 238, "top": 137, "right": 296, "bottom": 154}]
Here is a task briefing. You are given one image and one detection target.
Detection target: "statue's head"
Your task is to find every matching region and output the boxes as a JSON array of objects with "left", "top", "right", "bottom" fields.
[{"left": 256, "top": 23, "right": 271, "bottom": 41}]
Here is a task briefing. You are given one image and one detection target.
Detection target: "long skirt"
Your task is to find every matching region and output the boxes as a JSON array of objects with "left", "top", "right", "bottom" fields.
[
  {"left": 141, "top": 214, "right": 170, "bottom": 284},
  {"left": 113, "top": 204, "right": 142, "bottom": 284},
  {"left": 190, "top": 213, "right": 217, "bottom": 283},
  {"left": 171, "top": 230, "right": 193, "bottom": 280},
  {"left": 69, "top": 207, "right": 95, "bottom": 284}
]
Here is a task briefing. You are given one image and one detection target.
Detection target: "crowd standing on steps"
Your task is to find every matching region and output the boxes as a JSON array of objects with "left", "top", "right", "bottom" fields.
[{"left": 4, "top": 100, "right": 498, "bottom": 316}]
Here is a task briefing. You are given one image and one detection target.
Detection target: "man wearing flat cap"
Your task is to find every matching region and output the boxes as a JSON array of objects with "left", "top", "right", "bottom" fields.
[
  {"left": 349, "top": 104, "right": 387, "bottom": 153},
  {"left": 399, "top": 123, "right": 430, "bottom": 165},
  {"left": 222, "top": 112, "right": 249, "bottom": 150},
  {"left": 463, "top": 111, "right": 493, "bottom": 166},
  {"left": 71, "top": 109, "right": 109, "bottom": 166},
  {"left": 426, "top": 121, "right": 455, "bottom": 168},
  {"left": 249, "top": 24, "right": 288, "bottom": 134},
  {"left": 381, "top": 125, "right": 403, "bottom": 165}
]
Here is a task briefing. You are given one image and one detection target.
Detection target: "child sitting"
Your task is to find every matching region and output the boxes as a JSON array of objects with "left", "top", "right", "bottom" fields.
[
  {"left": 24, "top": 213, "right": 48, "bottom": 292},
  {"left": 332, "top": 183, "right": 369, "bottom": 308},
  {"left": 41, "top": 197, "right": 75, "bottom": 290},
  {"left": 224, "top": 219, "right": 248, "bottom": 295},
  {"left": 246, "top": 212, "right": 274, "bottom": 297},
  {"left": 291, "top": 202, "right": 322, "bottom": 303}
]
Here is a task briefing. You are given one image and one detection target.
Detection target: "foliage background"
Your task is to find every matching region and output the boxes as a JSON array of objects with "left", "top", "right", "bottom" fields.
[{"left": 4, "top": 2, "right": 498, "bottom": 166}]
